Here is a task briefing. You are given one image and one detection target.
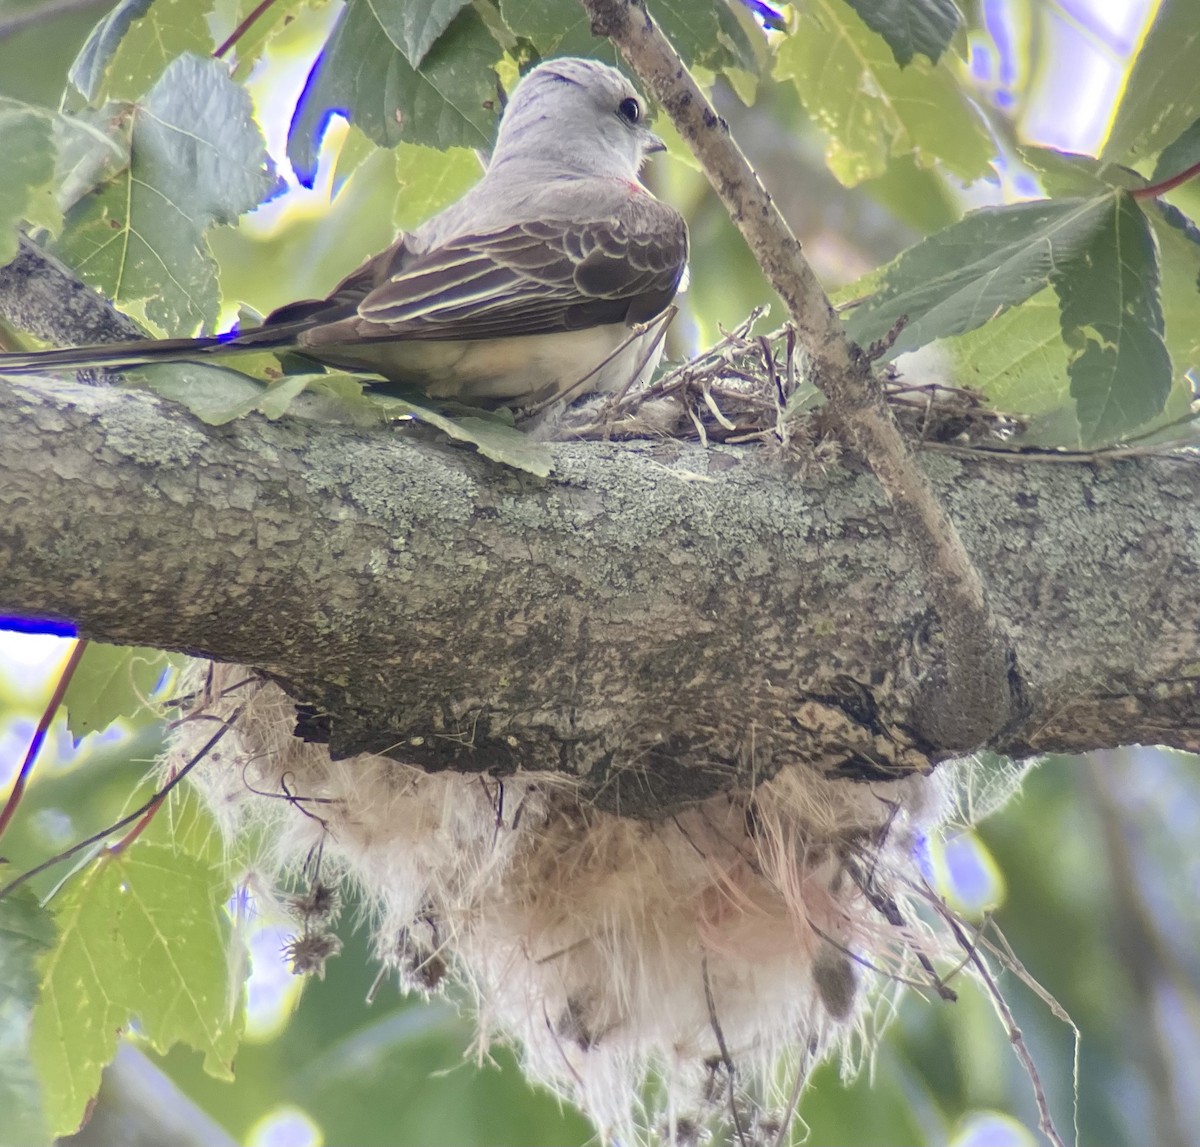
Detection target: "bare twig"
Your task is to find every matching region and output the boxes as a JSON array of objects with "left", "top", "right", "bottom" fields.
[
  {"left": 0, "top": 638, "right": 88, "bottom": 842},
  {"left": 581, "top": 0, "right": 1022, "bottom": 750}
]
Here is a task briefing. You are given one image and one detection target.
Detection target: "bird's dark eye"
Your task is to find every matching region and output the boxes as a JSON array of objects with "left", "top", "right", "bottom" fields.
[{"left": 618, "top": 97, "right": 641, "bottom": 124}]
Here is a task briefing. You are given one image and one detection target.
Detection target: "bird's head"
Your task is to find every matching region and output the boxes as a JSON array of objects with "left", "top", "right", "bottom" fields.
[{"left": 491, "top": 57, "right": 666, "bottom": 182}]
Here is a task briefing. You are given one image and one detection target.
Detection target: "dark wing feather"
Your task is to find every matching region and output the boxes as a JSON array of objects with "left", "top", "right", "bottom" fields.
[{"left": 328, "top": 193, "right": 687, "bottom": 344}]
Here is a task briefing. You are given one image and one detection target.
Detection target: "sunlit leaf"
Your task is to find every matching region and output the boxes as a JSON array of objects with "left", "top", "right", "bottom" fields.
[
  {"left": 222, "top": 0, "right": 329, "bottom": 81},
  {"left": 843, "top": 0, "right": 961, "bottom": 65},
  {"left": 1102, "top": 1, "right": 1200, "bottom": 165},
  {"left": 392, "top": 142, "right": 482, "bottom": 230},
  {"left": 98, "top": 0, "right": 214, "bottom": 101},
  {"left": 52, "top": 54, "right": 275, "bottom": 336},
  {"left": 31, "top": 843, "right": 243, "bottom": 1136},
  {"left": 1056, "top": 192, "right": 1172, "bottom": 446},
  {"left": 942, "top": 286, "right": 1073, "bottom": 420},
  {"left": 68, "top": 0, "right": 154, "bottom": 101},
  {"left": 288, "top": 0, "right": 500, "bottom": 186},
  {"left": 0, "top": 891, "right": 54, "bottom": 1147},
  {"left": 774, "top": 0, "right": 992, "bottom": 186},
  {"left": 63, "top": 642, "right": 180, "bottom": 739}
]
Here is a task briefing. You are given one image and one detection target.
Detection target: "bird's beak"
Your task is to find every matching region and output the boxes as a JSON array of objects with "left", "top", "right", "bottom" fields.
[{"left": 645, "top": 131, "right": 667, "bottom": 155}]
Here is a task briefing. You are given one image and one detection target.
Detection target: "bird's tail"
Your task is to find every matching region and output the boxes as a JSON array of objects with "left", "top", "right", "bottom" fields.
[{"left": 0, "top": 323, "right": 303, "bottom": 376}]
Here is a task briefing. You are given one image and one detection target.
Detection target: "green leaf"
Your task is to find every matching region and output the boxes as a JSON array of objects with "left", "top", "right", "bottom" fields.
[
  {"left": 1019, "top": 145, "right": 1114, "bottom": 197},
  {"left": 774, "top": 0, "right": 991, "bottom": 186},
  {"left": 137, "top": 362, "right": 302, "bottom": 424},
  {"left": 144, "top": 363, "right": 394, "bottom": 427},
  {"left": 222, "top": 0, "right": 328, "bottom": 81},
  {"left": 51, "top": 105, "right": 132, "bottom": 216},
  {"left": 375, "top": 0, "right": 475, "bottom": 68},
  {"left": 52, "top": 53, "right": 275, "bottom": 336},
  {"left": 98, "top": 0, "right": 215, "bottom": 102},
  {"left": 497, "top": 0, "right": 744, "bottom": 69},
  {"left": 288, "top": 0, "right": 500, "bottom": 186},
  {"left": 1056, "top": 192, "right": 1172, "bottom": 446},
  {"left": 498, "top": 0, "right": 610, "bottom": 59},
  {"left": 844, "top": 197, "right": 1110, "bottom": 357},
  {"left": 373, "top": 394, "right": 553, "bottom": 476},
  {"left": 1149, "top": 201, "right": 1200, "bottom": 378},
  {"left": 392, "top": 142, "right": 482, "bottom": 230},
  {"left": 1103, "top": 1, "right": 1200, "bottom": 165},
  {"left": 63, "top": 643, "right": 179, "bottom": 740},
  {"left": 68, "top": 0, "right": 154, "bottom": 101},
  {"left": 0, "top": 103, "right": 56, "bottom": 266},
  {"left": 842, "top": 0, "right": 961, "bottom": 65},
  {"left": 942, "top": 286, "right": 1080, "bottom": 443},
  {"left": 643, "top": 0, "right": 721, "bottom": 68},
  {"left": 1150, "top": 117, "right": 1200, "bottom": 185},
  {"left": 0, "top": 891, "right": 55, "bottom": 1147},
  {"left": 31, "top": 843, "right": 244, "bottom": 1137}
]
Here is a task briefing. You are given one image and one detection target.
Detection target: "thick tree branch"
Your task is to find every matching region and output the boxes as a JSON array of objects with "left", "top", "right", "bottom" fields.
[
  {"left": 581, "top": 0, "right": 1022, "bottom": 751},
  {"left": 2, "top": 375, "right": 1198, "bottom": 816},
  {"left": 0, "top": 234, "right": 143, "bottom": 351}
]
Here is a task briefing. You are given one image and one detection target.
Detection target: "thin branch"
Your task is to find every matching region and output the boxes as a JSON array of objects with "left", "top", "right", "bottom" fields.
[
  {"left": 581, "top": 0, "right": 1022, "bottom": 749},
  {"left": 0, "top": 706, "right": 242, "bottom": 902},
  {"left": 213, "top": 0, "right": 280, "bottom": 60},
  {"left": 1131, "top": 160, "right": 1200, "bottom": 201},
  {"left": 0, "top": 637, "right": 87, "bottom": 842}
]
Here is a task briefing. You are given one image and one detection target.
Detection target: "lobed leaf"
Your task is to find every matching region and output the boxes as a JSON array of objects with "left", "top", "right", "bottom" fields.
[
  {"left": 842, "top": 0, "right": 961, "bottom": 66},
  {"left": 30, "top": 844, "right": 244, "bottom": 1136},
  {"left": 288, "top": 0, "right": 500, "bottom": 186},
  {"left": 68, "top": 0, "right": 154, "bottom": 102},
  {"left": 63, "top": 643, "right": 181, "bottom": 740},
  {"left": 1056, "top": 192, "right": 1172, "bottom": 446},
  {"left": 774, "top": 0, "right": 991, "bottom": 186},
  {"left": 843, "top": 197, "right": 1110, "bottom": 357},
  {"left": 1102, "top": 1, "right": 1200, "bottom": 165},
  {"left": 96, "top": 0, "right": 214, "bottom": 102},
  {"left": 943, "top": 287, "right": 1071, "bottom": 418},
  {"left": 52, "top": 54, "right": 276, "bottom": 336}
]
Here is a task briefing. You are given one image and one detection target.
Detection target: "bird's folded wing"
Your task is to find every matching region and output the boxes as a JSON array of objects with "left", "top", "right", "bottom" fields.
[{"left": 302, "top": 196, "right": 687, "bottom": 347}]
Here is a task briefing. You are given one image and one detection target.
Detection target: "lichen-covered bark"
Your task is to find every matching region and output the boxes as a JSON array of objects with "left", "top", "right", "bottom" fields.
[{"left": 1, "top": 376, "right": 1197, "bottom": 814}]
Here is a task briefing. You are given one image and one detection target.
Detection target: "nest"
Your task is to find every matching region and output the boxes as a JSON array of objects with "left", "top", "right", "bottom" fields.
[{"left": 562, "top": 307, "right": 1023, "bottom": 452}]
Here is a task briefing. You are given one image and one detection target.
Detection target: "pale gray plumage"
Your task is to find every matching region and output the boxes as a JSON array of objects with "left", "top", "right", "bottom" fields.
[{"left": 0, "top": 58, "right": 688, "bottom": 410}]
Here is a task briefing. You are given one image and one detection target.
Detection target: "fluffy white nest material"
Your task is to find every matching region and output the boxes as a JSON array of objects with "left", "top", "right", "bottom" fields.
[{"left": 169, "top": 660, "right": 1010, "bottom": 1143}]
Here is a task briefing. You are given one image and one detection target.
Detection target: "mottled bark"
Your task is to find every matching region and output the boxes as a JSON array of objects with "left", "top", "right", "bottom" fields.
[{"left": 1, "top": 375, "right": 1196, "bottom": 815}]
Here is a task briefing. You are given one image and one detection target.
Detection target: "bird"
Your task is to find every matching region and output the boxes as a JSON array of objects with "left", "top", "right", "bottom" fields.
[{"left": 0, "top": 58, "right": 688, "bottom": 414}]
